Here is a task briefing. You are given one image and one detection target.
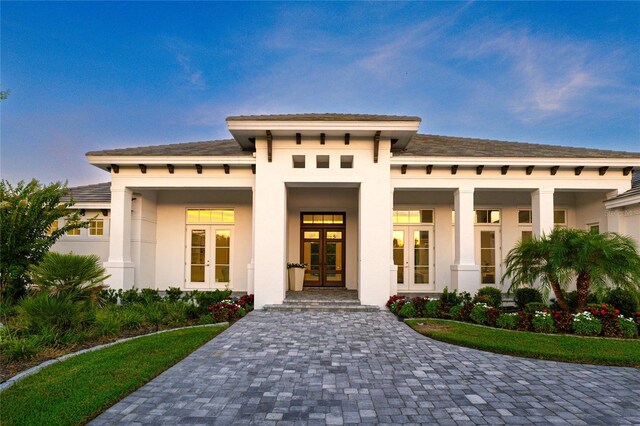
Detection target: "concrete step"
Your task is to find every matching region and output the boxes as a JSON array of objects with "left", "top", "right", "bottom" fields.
[
  {"left": 263, "top": 304, "right": 379, "bottom": 312},
  {"left": 283, "top": 299, "right": 360, "bottom": 306}
]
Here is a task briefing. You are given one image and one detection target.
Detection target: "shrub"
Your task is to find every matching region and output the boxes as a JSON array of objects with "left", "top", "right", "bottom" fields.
[
  {"left": 59, "top": 329, "right": 87, "bottom": 346},
  {"left": 143, "top": 303, "right": 168, "bottom": 331},
  {"left": 572, "top": 312, "right": 602, "bottom": 336},
  {"left": 18, "top": 293, "right": 87, "bottom": 334},
  {"left": 552, "top": 311, "right": 573, "bottom": 333},
  {"left": 514, "top": 288, "right": 543, "bottom": 310},
  {"left": 460, "top": 302, "right": 475, "bottom": 322},
  {"left": 140, "top": 289, "right": 162, "bottom": 304},
  {"left": 524, "top": 302, "right": 548, "bottom": 314},
  {"left": 516, "top": 311, "right": 532, "bottom": 331},
  {"left": 531, "top": 311, "right": 555, "bottom": 333},
  {"left": 35, "top": 325, "right": 63, "bottom": 347},
  {"left": 423, "top": 300, "right": 440, "bottom": 318},
  {"left": 165, "top": 302, "right": 188, "bottom": 325},
  {"left": 485, "top": 307, "right": 502, "bottom": 327},
  {"left": 470, "top": 303, "right": 491, "bottom": 325},
  {"left": 398, "top": 302, "right": 417, "bottom": 318},
  {"left": 410, "top": 297, "right": 430, "bottom": 316},
  {"left": 93, "top": 311, "right": 122, "bottom": 337},
  {"left": 119, "top": 289, "right": 142, "bottom": 306},
  {"left": 119, "top": 307, "right": 145, "bottom": 330},
  {"left": 1, "top": 335, "right": 41, "bottom": 360},
  {"left": 164, "top": 287, "right": 183, "bottom": 303},
  {"left": 448, "top": 305, "right": 463, "bottom": 320},
  {"left": 386, "top": 295, "right": 405, "bottom": 309},
  {"left": 209, "top": 300, "right": 244, "bottom": 323},
  {"left": 194, "top": 290, "right": 232, "bottom": 311},
  {"left": 390, "top": 298, "right": 407, "bottom": 315},
  {"left": 99, "top": 289, "right": 119, "bottom": 305},
  {"left": 605, "top": 288, "right": 638, "bottom": 318},
  {"left": 237, "top": 294, "right": 255, "bottom": 311},
  {"left": 476, "top": 287, "right": 502, "bottom": 308},
  {"left": 496, "top": 313, "right": 517, "bottom": 330},
  {"left": 28, "top": 252, "right": 109, "bottom": 305},
  {"left": 586, "top": 304, "right": 622, "bottom": 337},
  {"left": 619, "top": 317, "right": 638, "bottom": 338}
]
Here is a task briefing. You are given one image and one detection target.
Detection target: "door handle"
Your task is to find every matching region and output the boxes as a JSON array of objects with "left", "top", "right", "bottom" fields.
[{"left": 205, "top": 261, "right": 210, "bottom": 267}]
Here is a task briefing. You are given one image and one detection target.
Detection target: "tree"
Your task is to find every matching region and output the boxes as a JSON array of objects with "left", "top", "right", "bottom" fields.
[
  {"left": 0, "top": 180, "right": 86, "bottom": 301},
  {"left": 503, "top": 228, "right": 640, "bottom": 312}
]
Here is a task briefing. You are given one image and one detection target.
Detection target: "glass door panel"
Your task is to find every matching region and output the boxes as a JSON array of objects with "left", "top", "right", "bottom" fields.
[
  {"left": 413, "top": 230, "right": 430, "bottom": 285},
  {"left": 480, "top": 230, "right": 496, "bottom": 284},
  {"left": 393, "top": 230, "right": 405, "bottom": 285},
  {"left": 303, "top": 241, "right": 321, "bottom": 283},
  {"left": 186, "top": 227, "right": 209, "bottom": 289},
  {"left": 324, "top": 229, "right": 344, "bottom": 285},
  {"left": 214, "top": 230, "right": 231, "bottom": 284}
]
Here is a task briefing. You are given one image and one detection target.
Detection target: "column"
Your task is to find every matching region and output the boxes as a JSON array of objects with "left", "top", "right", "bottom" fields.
[
  {"left": 104, "top": 186, "right": 135, "bottom": 290},
  {"left": 450, "top": 187, "right": 480, "bottom": 293},
  {"left": 532, "top": 188, "right": 554, "bottom": 237},
  {"left": 246, "top": 185, "right": 256, "bottom": 295}
]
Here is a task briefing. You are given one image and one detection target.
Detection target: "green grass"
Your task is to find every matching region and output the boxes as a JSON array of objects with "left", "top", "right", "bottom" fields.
[
  {"left": 1, "top": 325, "right": 227, "bottom": 426},
  {"left": 406, "top": 318, "right": 640, "bottom": 368}
]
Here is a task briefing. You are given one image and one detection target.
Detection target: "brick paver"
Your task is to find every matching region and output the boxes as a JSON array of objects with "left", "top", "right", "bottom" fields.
[{"left": 92, "top": 311, "right": 640, "bottom": 425}]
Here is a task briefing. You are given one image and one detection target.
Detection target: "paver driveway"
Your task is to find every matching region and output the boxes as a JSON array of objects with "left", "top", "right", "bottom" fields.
[{"left": 92, "top": 311, "right": 640, "bottom": 425}]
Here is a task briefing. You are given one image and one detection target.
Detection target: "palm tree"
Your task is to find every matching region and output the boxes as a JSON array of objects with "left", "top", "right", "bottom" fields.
[
  {"left": 565, "top": 230, "right": 640, "bottom": 311},
  {"left": 502, "top": 229, "right": 573, "bottom": 311},
  {"left": 503, "top": 228, "right": 640, "bottom": 312}
]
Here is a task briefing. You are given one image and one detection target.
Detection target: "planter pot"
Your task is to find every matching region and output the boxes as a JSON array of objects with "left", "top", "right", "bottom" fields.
[{"left": 288, "top": 268, "right": 305, "bottom": 291}]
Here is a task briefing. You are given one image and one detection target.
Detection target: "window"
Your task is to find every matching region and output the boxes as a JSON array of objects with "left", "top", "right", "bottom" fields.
[
  {"left": 215, "top": 230, "right": 231, "bottom": 283},
  {"left": 302, "top": 213, "right": 344, "bottom": 225},
  {"left": 589, "top": 224, "right": 600, "bottom": 234},
  {"left": 89, "top": 219, "right": 104, "bottom": 236},
  {"left": 475, "top": 209, "right": 501, "bottom": 224},
  {"left": 66, "top": 226, "right": 80, "bottom": 236},
  {"left": 186, "top": 209, "right": 235, "bottom": 224},
  {"left": 48, "top": 220, "right": 59, "bottom": 235},
  {"left": 521, "top": 230, "right": 533, "bottom": 242},
  {"left": 518, "top": 209, "right": 567, "bottom": 227},
  {"left": 292, "top": 155, "right": 305, "bottom": 168},
  {"left": 393, "top": 210, "right": 434, "bottom": 224},
  {"left": 340, "top": 155, "right": 353, "bottom": 168},
  {"left": 316, "top": 155, "right": 330, "bottom": 168}
]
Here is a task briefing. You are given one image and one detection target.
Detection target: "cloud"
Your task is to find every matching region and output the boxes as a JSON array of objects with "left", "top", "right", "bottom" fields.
[{"left": 175, "top": 53, "right": 206, "bottom": 89}]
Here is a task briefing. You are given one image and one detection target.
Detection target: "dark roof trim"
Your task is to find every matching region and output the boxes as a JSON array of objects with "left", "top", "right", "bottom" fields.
[{"left": 226, "top": 113, "right": 421, "bottom": 122}]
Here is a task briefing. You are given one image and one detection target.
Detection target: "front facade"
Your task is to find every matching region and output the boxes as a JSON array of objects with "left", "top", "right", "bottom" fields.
[{"left": 53, "top": 114, "right": 640, "bottom": 308}]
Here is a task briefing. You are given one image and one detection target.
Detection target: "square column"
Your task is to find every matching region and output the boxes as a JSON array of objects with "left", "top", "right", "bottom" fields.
[
  {"left": 104, "top": 186, "right": 135, "bottom": 290},
  {"left": 253, "top": 180, "right": 287, "bottom": 308},
  {"left": 532, "top": 188, "right": 554, "bottom": 237},
  {"left": 451, "top": 187, "right": 480, "bottom": 293}
]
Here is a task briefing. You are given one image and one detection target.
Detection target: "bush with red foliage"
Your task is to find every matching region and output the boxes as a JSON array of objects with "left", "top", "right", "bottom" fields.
[
  {"left": 460, "top": 302, "right": 475, "bottom": 322},
  {"left": 237, "top": 294, "right": 254, "bottom": 311},
  {"left": 635, "top": 312, "right": 640, "bottom": 329},
  {"left": 208, "top": 300, "right": 245, "bottom": 323},
  {"left": 586, "top": 304, "right": 621, "bottom": 337},
  {"left": 410, "top": 296, "right": 430, "bottom": 317},
  {"left": 485, "top": 308, "right": 502, "bottom": 327},
  {"left": 516, "top": 311, "right": 532, "bottom": 331},
  {"left": 386, "top": 295, "right": 405, "bottom": 309},
  {"left": 552, "top": 310, "right": 573, "bottom": 333}
]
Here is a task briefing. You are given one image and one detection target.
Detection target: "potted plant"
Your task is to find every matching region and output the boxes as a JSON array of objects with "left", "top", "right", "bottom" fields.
[{"left": 287, "top": 262, "right": 306, "bottom": 291}]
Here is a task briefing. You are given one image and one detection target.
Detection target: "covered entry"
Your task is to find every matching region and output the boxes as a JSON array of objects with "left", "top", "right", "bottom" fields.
[{"left": 300, "top": 212, "right": 346, "bottom": 287}]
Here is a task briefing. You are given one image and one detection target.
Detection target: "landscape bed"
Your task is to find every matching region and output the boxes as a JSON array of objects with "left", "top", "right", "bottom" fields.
[{"left": 0, "top": 325, "right": 226, "bottom": 426}]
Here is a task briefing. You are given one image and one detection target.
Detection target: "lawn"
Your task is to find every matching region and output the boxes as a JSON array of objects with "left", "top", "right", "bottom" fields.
[
  {"left": 406, "top": 318, "right": 640, "bottom": 368},
  {"left": 0, "top": 325, "right": 227, "bottom": 426}
]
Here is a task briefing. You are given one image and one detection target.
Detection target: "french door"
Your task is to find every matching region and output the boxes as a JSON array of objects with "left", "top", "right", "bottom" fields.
[
  {"left": 185, "top": 225, "right": 232, "bottom": 289},
  {"left": 301, "top": 228, "right": 345, "bottom": 287},
  {"left": 393, "top": 226, "right": 434, "bottom": 291},
  {"left": 475, "top": 227, "right": 501, "bottom": 285}
]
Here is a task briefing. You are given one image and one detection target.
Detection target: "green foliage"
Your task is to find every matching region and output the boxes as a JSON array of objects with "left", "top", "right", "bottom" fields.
[
  {"left": 165, "top": 302, "right": 188, "bottom": 325},
  {"left": 165, "top": 287, "right": 183, "bottom": 303},
  {"left": 93, "top": 311, "right": 122, "bottom": 337},
  {"left": 476, "top": 286, "right": 502, "bottom": 308},
  {"left": 605, "top": 288, "right": 639, "bottom": 317},
  {"left": 448, "top": 305, "right": 463, "bottom": 320},
  {"left": 423, "top": 300, "right": 440, "bottom": 318},
  {"left": 194, "top": 290, "right": 232, "bottom": 311},
  {"left": 0, "top": 179, "right": 87, "bottom": 301},
  {"left": 618, "top": 317, "right": 638, "bottom": 338},
  {"left": 496, "top": 313, "right": 518, "bottom": 330},
  {"left": 1, "top": 335, "right": 41, "bottom": 361},
  {"left": 17, "top": 293, "right": 89, "bottom": 334},
  {"left": 119, "top": 289, "right": 142, "bottom": 305},
  {"left": 531, "top": 311, "right": 555, "bottom": 333},
  {"left": 398, "top": 302, "right": 417, "bottom": 318},
  {"left": 470, "top": 303, "right": 490, "bottom": 325},
  {"left": 118, "top": 307, "right": 145, "bottom": 330},
  {"left": 143, "top": 302, "right": 167, "bottom": 331},
  {"left": 99, "top": 289, "right": 118, "bottom": 305},
  {"left": 572, "top": 312, "right": 602, "bottom": 336},
  {"left": 514, "top": 288, "right": 543, "bottom": 310},
  {"left": 29, "top": 252, "right": 110, "bottom": 305},
  {"left": 524, "top": 302, "right": 548, "bottom": 314},
  {"left": 139, "top": 289, "right": 161, "bottom": 304}
]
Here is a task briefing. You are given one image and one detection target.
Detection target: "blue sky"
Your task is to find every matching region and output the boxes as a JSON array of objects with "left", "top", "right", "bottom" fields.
[{"left": 2, "top": 1, "right": 639, "bottom": 185}]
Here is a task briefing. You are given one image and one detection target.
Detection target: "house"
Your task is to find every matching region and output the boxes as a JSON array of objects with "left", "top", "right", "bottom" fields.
[{"left": 52, "top": 114, "right": 640, "bottom": 309}]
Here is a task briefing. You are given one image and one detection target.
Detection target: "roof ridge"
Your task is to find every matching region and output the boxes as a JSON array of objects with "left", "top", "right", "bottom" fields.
[{"left": 85, "top": 139, "right": 236, "bottom": 156}]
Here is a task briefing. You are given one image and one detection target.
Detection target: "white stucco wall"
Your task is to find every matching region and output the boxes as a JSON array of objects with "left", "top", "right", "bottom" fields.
[{"left": 51, "top": 209, "right": 110, "bottom": 261}]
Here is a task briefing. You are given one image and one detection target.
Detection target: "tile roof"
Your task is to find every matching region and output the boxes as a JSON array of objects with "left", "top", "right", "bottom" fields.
[
  {"left": 62, "top": 182, "right": 111, "bottom": 203},
  {"left": 86, "top": 139, "right": 250, "bottom": 157},
  {"left": 226, "top": 113, "right": 421, "bottom": 122},
  {"left": 395, "top": 134, "right": 640, "bottom": 158}
]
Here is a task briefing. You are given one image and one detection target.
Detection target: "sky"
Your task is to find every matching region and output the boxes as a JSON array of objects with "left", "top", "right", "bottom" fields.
[{"left": 1, "top": 1, "right": 639, "bottom": 186}]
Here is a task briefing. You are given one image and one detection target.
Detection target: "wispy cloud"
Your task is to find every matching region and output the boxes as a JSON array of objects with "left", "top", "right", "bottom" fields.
[{"left": 175, "top": 52, "right": 205, "bottom": 89}]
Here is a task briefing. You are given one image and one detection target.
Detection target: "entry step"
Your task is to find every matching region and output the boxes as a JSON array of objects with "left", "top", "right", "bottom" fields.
[
  {"left": 263, "top": 304, "right": 379, "bottom": 312},
  {"left": 283, "top": 298, "right": 360, "bottom": 306}
]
